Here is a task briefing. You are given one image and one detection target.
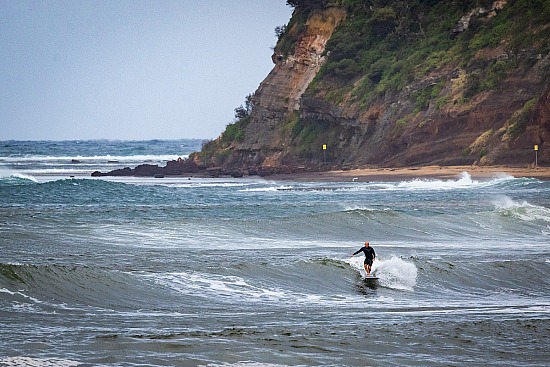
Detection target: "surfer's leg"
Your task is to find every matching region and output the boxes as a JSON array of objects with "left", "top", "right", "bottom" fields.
[{"left": 364, "top": 260, "right": 373, "bottom": 275}]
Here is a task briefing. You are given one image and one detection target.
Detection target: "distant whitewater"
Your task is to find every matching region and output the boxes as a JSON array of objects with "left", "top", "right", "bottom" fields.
[
  {"left": 0, "top": 139, "right": 203, "bottom": 179},
  {"left": 1, "top": 140, "right": 549, "bottom": 366}
]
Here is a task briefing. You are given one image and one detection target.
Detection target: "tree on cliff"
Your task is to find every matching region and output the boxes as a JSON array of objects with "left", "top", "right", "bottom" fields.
[
  {"left": 234, "top": 93, "right": 255, "bottom": 120},
  {"left": 286, "top": 0, "right": 328, "bottom": 10}
]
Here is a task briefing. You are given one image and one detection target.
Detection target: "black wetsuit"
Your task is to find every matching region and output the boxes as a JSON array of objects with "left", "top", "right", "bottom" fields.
[{"left": 353, "top": 246, "right": 376, "bottom": 265}]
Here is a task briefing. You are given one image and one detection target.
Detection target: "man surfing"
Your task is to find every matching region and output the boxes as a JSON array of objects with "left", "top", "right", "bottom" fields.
[{"left": 351, "top": 241, "right": 376, "bottom": 276}]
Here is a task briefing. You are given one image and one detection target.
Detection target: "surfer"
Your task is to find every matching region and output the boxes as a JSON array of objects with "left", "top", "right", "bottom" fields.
[{"left": 351, "top": 241, "right": 376, "bottom": 276}]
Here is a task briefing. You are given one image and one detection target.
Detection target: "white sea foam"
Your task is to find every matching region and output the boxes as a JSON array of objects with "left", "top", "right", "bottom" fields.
[
  {"left": 0, "top": 287, "right": 16, "bottom": 295},
  {"left": 0, "top": 153, "right": 187, "bottom": 178},
  {"left": 150, "top": 272, "right": 286, "bottom": 301},
  {"left": 202, "top": 362, "right": 297, "bottom": 367},
  {"left": 342, "top": 205, "right": 392, "bottom": 213},
  {"left": 241, "top": 185, "right": 293, "bottom": 192},
  {"left": 171, "top": 182, "right": 252, "bottom": 188},
  {"left": 493, "top": 195, "right": 550, "bottom": 222},
  {"left": 0, "top": 167, "right": 38, "bottom": 182},
  {"left": 0, "top": 357, "right": 81, "bottom": 367},
  {"left": 348, "top": 255, "right": 417, "bottom": 291},
  {"left": 373, "top": 256, "right": 418, "bottom": 291},
  {"left": 0, "top": 154, "right": 184, "bottom": 163},
  {"left": 147, "top": 271, "right": 370, "bottom": 307},
  {"left": 386, "top": 171, "right": 513, "bottom": 191}
]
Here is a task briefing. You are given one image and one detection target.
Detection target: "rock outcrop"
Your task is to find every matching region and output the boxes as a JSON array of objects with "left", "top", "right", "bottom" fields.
[
  {"left": 94, "top": 1, "right": 550, "bottom": 178},
  {"left": 219, "top": 7, "right": 346, "bottom": 171},
  {"left": 196, "top": 0, "right": 550, "bottom": 173}
]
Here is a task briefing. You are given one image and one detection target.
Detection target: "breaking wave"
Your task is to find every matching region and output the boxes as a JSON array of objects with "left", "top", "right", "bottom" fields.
[{"left": 493, "top": 195, "right": 550, "bottom": 223}]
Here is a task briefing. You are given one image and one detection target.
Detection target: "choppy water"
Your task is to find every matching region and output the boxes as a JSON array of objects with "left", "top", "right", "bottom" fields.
[{"left": 1, "top": 140, "right": 549, "bottom": 366}]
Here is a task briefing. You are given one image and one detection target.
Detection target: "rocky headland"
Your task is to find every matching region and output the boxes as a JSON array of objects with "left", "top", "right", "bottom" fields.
[{"left": 93, "top": 0, "right": 550, "bottom": 179}]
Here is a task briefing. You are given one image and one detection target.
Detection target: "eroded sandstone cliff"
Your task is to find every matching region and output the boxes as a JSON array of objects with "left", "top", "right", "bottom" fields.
[
  {"left": 208, "top": 7, "right": 346, "bottom": 172},
  {"left": 193, "top": 0, "right": 549, "bottom": 174}
]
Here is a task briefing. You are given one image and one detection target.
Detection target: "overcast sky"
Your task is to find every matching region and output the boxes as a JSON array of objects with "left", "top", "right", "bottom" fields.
[{"left": 0, "top": 1, "right": 293, "bottom": 141}]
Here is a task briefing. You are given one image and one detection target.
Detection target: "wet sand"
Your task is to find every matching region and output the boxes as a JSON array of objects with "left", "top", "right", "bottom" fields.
[{"left": 270, "top": 165, "right": 550, "bottom": 182}]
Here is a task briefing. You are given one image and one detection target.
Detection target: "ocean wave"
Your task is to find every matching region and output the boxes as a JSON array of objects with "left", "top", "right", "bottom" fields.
[
  {"left": 0, "top": 357, "right": 82, "bottom": 367},
  {"left": 417, "top": 257, "right": 550, "bottom": 299},
  {"left": 145, "top": 263, "right": 355, "bottom": 307},
  {"left": 171, "top": 181, "right": 256, "bottom": 189},
  {"left": 200, "top": 363, "right": 293, "bottom": 367},
  {"left": 0, "top": 153, "right": 185, "bottom": 163},
  {"left": 0, "top": 173, "right": 38, "bottom": 184},
  {"left": 0, "top": 263, "right": 152, "bottom": 311},
  {"left": 391, "top": 172, "right": 514, "bottom": 191},
  {"left": 147, "top": 255, "right": 418, "bottom": 307},
  {"left": 150, "top": 271, "right": 287, "bottom": 302},
  {"left": 342, "top": 205, "right": 397, "bottom": 215},
  {"left": 493, "top": 195, "right": 550, "bottom": 222},
  {"left": 348, "top": 256, "right": 417, "bottom": 291},
  {"left": 0, "top": 152, "right": 189, "bottom": 180},
  {"left": 241, "top": 185, "right": 294, "bottom": 192},
  {"left": 254, "top": 172, "right": 518, "bottom": 194}
]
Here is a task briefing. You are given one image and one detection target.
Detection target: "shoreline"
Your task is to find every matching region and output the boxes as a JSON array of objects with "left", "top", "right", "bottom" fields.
[{"left": 268, "top": 165, "right": 550, "bottom": 182}]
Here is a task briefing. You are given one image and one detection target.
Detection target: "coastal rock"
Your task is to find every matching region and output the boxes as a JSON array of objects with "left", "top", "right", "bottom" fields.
[
  {"left": 197, "top": 1, "right": 549, "bottom": 171},
  {"left": 91, "top": 157, "right": 204, "bottom": 177}
]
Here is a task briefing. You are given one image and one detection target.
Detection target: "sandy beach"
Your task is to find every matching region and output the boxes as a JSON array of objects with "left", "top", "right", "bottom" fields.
[{"left": 271, "top": 165, "right": 550, "bottom": 182}]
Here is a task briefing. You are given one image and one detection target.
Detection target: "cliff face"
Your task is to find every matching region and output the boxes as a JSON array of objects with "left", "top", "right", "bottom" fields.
[
  {"left": 216, "top": 7, "right": 346, "bottom": 171},
  {"left": 200, "top": 0, "right": 550, "bottom": 172}
]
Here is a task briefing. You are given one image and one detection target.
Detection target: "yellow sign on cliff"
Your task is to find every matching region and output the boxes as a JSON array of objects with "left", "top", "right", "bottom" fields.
[
  {"left": 323, "top": 144, "right": 327, "bottom": 150},
  {"left": 534, "top": 144, "right": 539, "bottom": 151}
]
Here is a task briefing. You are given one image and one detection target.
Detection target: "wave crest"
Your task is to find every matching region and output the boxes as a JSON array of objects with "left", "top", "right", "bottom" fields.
[
  {"left": 0, "top": 167, "right": 38, "bottom": 183},
  {"left": 493, "top": 196, "right": 550, "bottom": 222},
  {"left": 348, "top": 256, "right": 417, "bottom": 291}
]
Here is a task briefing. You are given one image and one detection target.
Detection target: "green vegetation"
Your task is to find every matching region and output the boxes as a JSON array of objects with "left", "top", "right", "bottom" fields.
[
  {"left": 289, "top": 118, "right": 329, "bottom": 158},
  {"left": 219, "top": 93, "right": 255, "bottom": 145},
  {"left": 312, "top": 1, "right": 460, "bottom": 105},
  {"left": 312, "top": 0, "right": 550, "bottom": 105},
  {"left": 505, "top": 98, "right": 538, "bottom": 138},
  {"left": 286, "top": 0, "right": 328, "bottom": 11},
  {"left": 204, "top": 0, "right": 550, "bottom": 167},
  {"left": 288, "top": 116, "right": 354, "bottom": 161},
  {"left": 274, "top": 7, "right": 307, "bottom": 59},
  {"left": 197, "top": 94, "right": 255, "bottom": 165}
]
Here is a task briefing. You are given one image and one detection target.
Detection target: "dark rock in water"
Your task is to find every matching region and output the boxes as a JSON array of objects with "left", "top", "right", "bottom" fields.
[
  {"left": 92, "top": 167, "right": 133, "bottom": 177},
  {"left": 89, "top": 156, "right": 271, "bottom": 179},
  {"left": 90, "top": 156, "right": 207, "bottom": 177},
  {"left": 71, "top": 159, "right": 81, "bottom": 164},
  {"left": 134, "top": 164, "right": 163, "bottom": 176}
]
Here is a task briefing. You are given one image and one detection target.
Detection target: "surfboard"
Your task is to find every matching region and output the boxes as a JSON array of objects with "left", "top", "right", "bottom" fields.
[{"left": 364, "top": 275, "right": 379, "bottom": 280}]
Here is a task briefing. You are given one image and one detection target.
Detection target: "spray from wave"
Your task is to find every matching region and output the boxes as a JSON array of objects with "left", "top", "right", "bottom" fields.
[
  {"left": 373, "top": 256, "right": 418, "bottom": 290},
  {"left": 0, "top": 357, "right": 82, "bottom": 367},
  {"left": 0, "top": 167, "right": 38, "bottom": 182},
  {"left": 493, "top": 195, "right": 550, "bottom": 223},
  {"left": 348, "top": 256, "right": 417, "bottom": 291},
  {"left": 394, "top": 172, "right": 513, "bottom": 191}
]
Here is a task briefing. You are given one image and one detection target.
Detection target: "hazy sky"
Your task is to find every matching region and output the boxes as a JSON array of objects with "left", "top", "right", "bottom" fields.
[{"left": 0, "top": 1, "right": 293, "bottom": 140}]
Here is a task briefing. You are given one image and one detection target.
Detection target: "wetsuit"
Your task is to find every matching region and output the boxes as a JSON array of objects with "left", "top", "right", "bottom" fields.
[{"left": 353, "top": 246, "right": 376, "bottom": 266}]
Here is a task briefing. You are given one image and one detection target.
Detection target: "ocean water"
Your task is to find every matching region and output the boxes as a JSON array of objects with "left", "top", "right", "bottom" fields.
[{"left": 1, "top": 140, "right": 549, "bottom": 367}]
